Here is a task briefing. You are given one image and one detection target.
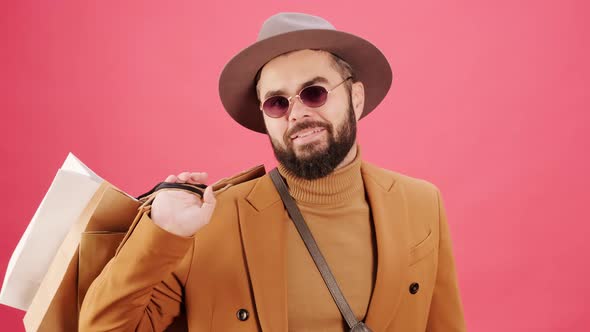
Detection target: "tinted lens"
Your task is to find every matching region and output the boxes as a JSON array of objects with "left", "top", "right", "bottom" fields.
[
  {"left": 300, "top": 85, "right": 328, "bottom": 107},
  {"left": 262, "top": 96, "right": 290, "bottom": 118}
]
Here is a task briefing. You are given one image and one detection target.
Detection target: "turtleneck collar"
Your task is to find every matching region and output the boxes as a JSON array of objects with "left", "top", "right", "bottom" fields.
[{"left": 277, "top": 146, "right": 364, "bottom": 205}]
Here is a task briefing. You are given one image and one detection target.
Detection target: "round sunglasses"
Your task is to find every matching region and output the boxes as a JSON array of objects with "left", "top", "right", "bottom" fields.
[{"left": 260, "top": 77, "right": 352, "bottom": 118}]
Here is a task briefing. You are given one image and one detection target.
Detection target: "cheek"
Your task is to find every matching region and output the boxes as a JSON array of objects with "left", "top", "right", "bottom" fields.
[
  {"left": 323, "top": 106, "right": 348, "bottom": 130},
  {"left": 323, "top": 93, "right": 350, "bottom": 123},
  {"left": 264, "top": 118, "right": 288, "bottom": 145}
]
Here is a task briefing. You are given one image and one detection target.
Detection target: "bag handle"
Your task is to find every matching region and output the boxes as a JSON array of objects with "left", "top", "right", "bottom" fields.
[
  {"left": 269, "top": 168, "right": 372, "bottom": 332},
  {"left": 137, "top": 182, "right": 207, "bottom": 201},
  {"left": 136, "top": 164, "right": 268, "bottom": 203}
]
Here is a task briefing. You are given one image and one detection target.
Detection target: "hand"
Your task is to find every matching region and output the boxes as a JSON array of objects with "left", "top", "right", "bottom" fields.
[{"left": 150, "top": 171, "right": 216, "bottom": 237}]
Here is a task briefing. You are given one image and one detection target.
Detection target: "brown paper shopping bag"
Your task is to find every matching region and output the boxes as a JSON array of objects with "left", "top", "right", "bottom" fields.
[
  {"left": 23, "top": 180, "right": 141, "bottom": 331},
  {"left": 22, "top": 163, "right": 266, "bottom": 331},
  {"left": 0, "top": 153, "right": 103, "bottom": 311}
]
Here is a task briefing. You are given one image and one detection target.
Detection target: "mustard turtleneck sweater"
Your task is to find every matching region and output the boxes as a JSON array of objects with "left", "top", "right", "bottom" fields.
[{"left": 277, "top": 148, "right": 376, "bottom": 331}]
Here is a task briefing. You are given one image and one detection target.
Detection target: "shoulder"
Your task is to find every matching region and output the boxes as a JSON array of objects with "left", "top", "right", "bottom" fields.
[
  {"left": 361, "top": 160, "right": 444, "bottom": 229},
  {"left": 361, "top": 160, "right": 441, "bottom": 200},
  {"left": 210, "top": 164, "right": 281, "bottom": 211},
  {"left": 361, "top": 160, "right": 445, "bottom": 240},
  {"left": 198, "top": 170, "right": 268, "bottom": 234},
  {"left": 214, "top": 174, "right": 265, "bottom": 204}
]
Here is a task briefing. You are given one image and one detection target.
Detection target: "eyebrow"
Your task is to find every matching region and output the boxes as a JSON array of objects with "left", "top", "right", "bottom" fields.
[{"left": 263, "top": 76, "right": 330, "bottom": 100}]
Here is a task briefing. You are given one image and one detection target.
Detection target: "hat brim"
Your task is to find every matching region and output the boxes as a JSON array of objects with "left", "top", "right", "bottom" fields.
[{"left": 218, "top": 29, "right": 392, "bottom": 133}]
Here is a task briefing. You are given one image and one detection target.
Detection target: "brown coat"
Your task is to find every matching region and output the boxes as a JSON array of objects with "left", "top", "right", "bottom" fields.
[{"left": 79, "top": 161, "right": 466, "bottom": 331}]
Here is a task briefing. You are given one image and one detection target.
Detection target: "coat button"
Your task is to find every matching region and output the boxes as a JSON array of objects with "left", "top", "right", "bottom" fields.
[
  {"left": 409, "top": 282, "right": 420, "bottom": 294},
  {"left": 237, "top": 309, "right": 249, "bottom": 321}
]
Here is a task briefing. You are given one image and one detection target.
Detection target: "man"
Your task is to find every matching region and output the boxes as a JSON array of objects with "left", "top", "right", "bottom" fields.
[{"left": 79, "top": 12, "right": 466, "bottom": 331}]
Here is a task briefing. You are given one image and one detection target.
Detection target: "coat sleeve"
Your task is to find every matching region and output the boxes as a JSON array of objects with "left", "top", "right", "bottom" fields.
[
  {"left": 426, "top": 189, "right": 467, "bottom": 331},
  {"left": 79, "top": 211, "right": 194, "bottom": 331}
]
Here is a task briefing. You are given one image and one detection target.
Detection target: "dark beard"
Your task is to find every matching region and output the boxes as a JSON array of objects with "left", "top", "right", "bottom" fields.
[{"left": 269, "top": 105, "right": 357, "bottom": 180}]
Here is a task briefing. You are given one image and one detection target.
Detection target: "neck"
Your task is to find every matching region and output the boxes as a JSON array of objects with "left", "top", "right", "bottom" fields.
[{"left": 276, "top": 144, "right": 363, "bottom": 205}]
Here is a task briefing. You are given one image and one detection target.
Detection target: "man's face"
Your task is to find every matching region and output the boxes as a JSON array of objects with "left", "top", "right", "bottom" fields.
[{"left": 256, "top": 49, "right": 363, "bottom": 179}]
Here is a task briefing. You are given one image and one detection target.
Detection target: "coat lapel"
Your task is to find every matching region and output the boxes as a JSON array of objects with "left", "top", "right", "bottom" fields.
[
  {"left": 237, "top": 174, "right": 288, "bottom": 332},
  {"left": 361, "top": 162, "right": 411, "bottom": 330}
]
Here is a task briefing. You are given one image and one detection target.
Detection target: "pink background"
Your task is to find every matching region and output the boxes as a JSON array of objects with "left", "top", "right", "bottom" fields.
[{"left": 1, "top": 0, "right": 588, "bottom": 330}]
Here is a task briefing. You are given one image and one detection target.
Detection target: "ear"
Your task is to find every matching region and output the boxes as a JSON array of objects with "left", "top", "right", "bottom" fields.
[{"left": 351, "top": 81, "right": 365, "bottom": 121}]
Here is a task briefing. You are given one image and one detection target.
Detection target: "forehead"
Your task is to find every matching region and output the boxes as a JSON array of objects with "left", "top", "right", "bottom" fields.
[{"left": 257, "top": 49, "right": 341, "bottom": 93}]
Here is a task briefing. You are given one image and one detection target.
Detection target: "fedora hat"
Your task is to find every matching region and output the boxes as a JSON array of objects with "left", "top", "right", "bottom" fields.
[{"left": 218, "top": 12, "right": 392, "bottom": 133}]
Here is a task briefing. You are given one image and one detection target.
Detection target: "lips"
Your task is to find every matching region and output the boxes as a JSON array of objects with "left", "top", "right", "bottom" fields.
[{"left": 290, "top": 127, "right": 325, "bottom": 140}]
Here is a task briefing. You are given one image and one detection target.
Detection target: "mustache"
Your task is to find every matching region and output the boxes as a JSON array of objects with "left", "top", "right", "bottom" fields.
[{"left": 285, "top": 121, "right": 332, "bottom": 140}]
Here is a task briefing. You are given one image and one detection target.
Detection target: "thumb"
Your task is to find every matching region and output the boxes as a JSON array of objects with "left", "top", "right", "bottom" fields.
[
  {"left": 202, "top": 186, "right": 216, "bottom": 205},
  {"left": 200, "top": 186, "right": 217, "bottom": 217}
]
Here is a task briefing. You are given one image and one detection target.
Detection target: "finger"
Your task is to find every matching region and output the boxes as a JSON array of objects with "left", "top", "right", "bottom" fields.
[
  {"left": 188, "top": 172, "right": 208, "bottom": 184},
  {"left": 200, "top": 186, "right": 217, "bottom": 221},
  {"left": 202, "top": 185, "right": 216, "bottom": 204},
  {"left": 177, "top": 172, "right": 191, "bottom": 182},
  {"left": 164, "top": 174, "right": 177, "bottom": 182}
]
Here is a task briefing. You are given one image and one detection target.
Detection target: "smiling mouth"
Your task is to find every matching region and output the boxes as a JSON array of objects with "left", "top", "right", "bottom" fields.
[{"left": 290, "top": 127, "right": 326, "bottom": 140}]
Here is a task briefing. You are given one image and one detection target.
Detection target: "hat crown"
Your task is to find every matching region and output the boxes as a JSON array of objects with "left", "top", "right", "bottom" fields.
[{"left": 257, "top": 12, "right": 336, "bottom": 41}]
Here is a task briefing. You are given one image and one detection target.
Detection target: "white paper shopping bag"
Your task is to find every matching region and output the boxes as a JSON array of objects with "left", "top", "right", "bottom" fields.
[{"left": 0, "top": 153, "right": 103, "bottom": 310}]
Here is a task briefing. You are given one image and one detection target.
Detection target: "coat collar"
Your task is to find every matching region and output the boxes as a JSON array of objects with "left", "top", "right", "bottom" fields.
[{"left": 237, "top": 161, "right": 410, "bottom": 331}]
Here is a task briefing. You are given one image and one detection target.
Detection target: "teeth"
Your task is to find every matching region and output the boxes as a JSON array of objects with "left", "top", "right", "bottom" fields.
[
  {"left": 293, "top": 128, "right": 322, "bottom": 139},
  {"left": 299, "top": 130, "right": 318, "bottom": 138}
]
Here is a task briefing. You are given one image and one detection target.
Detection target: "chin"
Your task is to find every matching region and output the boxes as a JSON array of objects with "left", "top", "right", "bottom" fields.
[{"left": 293, "top": 140, "right": 329, "bottom": 158}]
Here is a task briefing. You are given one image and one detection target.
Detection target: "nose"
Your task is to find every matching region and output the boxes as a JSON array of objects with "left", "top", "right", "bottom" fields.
[{"left": 288, "top": 96, "right": 314, "bottom": 122}]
